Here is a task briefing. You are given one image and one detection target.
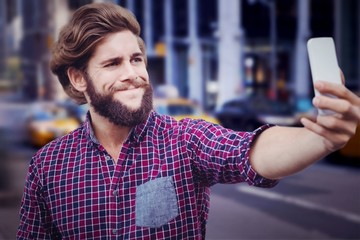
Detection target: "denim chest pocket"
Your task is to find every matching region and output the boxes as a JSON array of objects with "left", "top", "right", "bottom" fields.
[{"left": 135, "top": 176, "right": 179, "bottom": 228}]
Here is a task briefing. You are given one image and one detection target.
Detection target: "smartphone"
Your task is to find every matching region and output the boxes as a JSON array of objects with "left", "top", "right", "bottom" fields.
[{"left": 307, "top": 37, "right": 342, "bottom": 115}]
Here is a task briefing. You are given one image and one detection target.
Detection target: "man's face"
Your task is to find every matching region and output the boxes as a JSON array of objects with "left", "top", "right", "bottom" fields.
[{"left": 84, "top": 31, "right": 153, "bottom": 127}]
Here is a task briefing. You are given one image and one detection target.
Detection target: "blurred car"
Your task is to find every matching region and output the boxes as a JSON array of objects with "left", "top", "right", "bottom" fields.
[
  {"left": 154, "top": 97, "right": 219, "bottom": 124},
  {"left": 26, "top": 102, "right": 80, "bottom": 147},
  {"left": 215, "top": 96, "right": 310, "bottom": 131},
  {"left": 217, "top": 96, "right": 359, "bottom": 164},
  {"left": 325, "top": 91, "right": 360, "bottom": 164},
  {"left": 327, "top": 124, "right": 360, "bottom": 166},
  {"left": 338, "top": 91, "right": 360, "bottom": 160},
  {"left": 339, "top": 124, "right": 360, "bottom": 158},
  {"left": 59, "top": 99, "right": 89, "bottom": 123}
]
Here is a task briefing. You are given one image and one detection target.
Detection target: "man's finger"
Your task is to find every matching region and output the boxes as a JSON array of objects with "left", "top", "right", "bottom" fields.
[
  {"left": 340, "top": 69, "right": 345, "bottom": 85},
  {"left": 313, "top": 96, "right": 354, "bottom": 117},
  {"left": 316, "top": 115, "right": 357, "bottom": 136},
  {"left": 314, "top": 81, "right": 360, "bottom": 105},
  {"left": 300, "top": 117, "right": 349, "bottom": 152}
]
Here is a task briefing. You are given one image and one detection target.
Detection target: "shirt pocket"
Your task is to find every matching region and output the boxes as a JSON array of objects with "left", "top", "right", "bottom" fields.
[{"left": 135, "top": 176, "right": 179, "bottom": 228}]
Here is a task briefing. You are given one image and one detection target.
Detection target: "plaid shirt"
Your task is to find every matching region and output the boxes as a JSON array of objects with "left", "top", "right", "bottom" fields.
[{"left": 18, "top": 111, "right": 278, "bottom": 239}]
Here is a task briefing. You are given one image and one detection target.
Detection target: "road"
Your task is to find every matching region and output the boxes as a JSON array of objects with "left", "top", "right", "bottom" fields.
[
  {"left": 0, "top": 96, "right": 359, "bottom": 239},
  {"left": 207, "top": 164, "right": 360, "bottom": 239}
]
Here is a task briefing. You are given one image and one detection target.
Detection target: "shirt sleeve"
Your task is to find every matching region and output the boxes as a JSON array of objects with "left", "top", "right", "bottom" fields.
[
  {"left": 183, "top": 119, "right": 279, "bottom": 188},
  {"left": 17, "top": 157, "right": 61, "bottom": 239}
]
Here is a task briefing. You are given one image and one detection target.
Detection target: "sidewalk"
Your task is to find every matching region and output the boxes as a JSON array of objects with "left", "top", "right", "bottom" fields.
[
  {"left": 0, "top": 151, "right": 28, "bottom": 240},
  {"left": 0, "top": 93, "right": 34, "bottom": 239},
  {"left": 0, "top": 139, "right": 31, "bottom": 240},
  {"left": 0, "top": 194, "right": 22, "bottom": 240},
  {"left": 0, "top": 147, "right": 31, "bottom": 240}
]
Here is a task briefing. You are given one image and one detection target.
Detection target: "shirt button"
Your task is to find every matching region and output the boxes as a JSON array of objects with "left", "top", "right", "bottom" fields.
[
  {"left": 112, "top": 189, "right": 119, "bottom": 196},
  {"left": 105, "top": 156, "right": 111, "bottom": 161},
  {"left": 112, "top": 229, "right": 118, "bottom": 235}
]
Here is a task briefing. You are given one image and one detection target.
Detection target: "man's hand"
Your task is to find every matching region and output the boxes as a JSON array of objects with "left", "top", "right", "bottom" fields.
[
  {"left": 250, "top": 71, "right": 359, "bottom": 180},
  {"left": 301, "top": 76, "right": 360, "bottom": 153}
]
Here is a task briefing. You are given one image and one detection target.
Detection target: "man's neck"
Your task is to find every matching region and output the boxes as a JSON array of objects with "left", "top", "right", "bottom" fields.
[{"left": 89, "top": 110, "right": 132, "bottom": 152}]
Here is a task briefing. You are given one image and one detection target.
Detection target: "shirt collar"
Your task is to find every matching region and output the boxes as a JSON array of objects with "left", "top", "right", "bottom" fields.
[
  {"left": 84, "top": 112, "right": 100, "bottom": 145},
  {"left": 132, "top": 110, "right": 155, "bottom": 142},
  {"left": 84, "top": 111, "right": 155, "bottom": 145}
]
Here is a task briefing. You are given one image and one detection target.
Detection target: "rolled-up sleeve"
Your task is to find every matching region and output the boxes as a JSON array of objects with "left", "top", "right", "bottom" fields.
[{"left": 184, "top": 120, "right": 279, "bottom": 188}]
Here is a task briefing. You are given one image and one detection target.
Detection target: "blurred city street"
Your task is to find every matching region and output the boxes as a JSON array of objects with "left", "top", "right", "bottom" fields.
[
  {"left": 0, "top": 94, "right": 359, "bottom": 240},
  {"left": 0, "top": 0, "right": 359, "bottom": 239}
]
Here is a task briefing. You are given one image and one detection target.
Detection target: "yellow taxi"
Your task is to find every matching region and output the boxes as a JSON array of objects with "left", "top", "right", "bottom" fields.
[
  {"left": 154, "top": 97, "right": 219, "bottom": 125},
  {"left": 338, "top": 91, "right": 360, "bottom": 159},
  {"left": 339, "top": 124, "right": 360, "bottom": 158},
  {"left": 26, "top": 102, "right": 80, "bottom": 147}
]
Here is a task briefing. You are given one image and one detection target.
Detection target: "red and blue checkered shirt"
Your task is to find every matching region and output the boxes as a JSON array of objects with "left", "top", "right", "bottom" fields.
[{"left": 18, "top": 111, "right": 278, "bottom": 239}]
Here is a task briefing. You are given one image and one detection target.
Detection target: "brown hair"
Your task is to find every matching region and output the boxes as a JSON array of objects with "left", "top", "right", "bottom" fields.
[{"left": 50, "top": 3, "right": 146, "bottom": 104}]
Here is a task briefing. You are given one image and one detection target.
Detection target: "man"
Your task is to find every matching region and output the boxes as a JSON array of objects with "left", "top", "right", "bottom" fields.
[{"left": 17, "top": 2, "right": 360, "bottom": 239}]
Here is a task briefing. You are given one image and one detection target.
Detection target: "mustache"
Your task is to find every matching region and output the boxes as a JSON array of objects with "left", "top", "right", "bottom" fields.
[{"left": 110, "top": 79, "right": 149, "bottom": 92}]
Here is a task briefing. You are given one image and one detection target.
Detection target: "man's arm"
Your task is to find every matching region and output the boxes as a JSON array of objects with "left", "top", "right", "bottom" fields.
[
  {"left": 250, "top": 80, "right": 360, "bottom": 180},
  {"left": 17, "top": 160, "right": 61, "bottom": 239}
]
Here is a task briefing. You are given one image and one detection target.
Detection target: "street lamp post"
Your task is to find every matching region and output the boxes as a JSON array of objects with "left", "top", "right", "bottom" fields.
[
  {"left": 0, "top": 0, "right": 6, "bottom": 76},
  {"left": 126, "top": 0, "right": 135, "bottom": 15},
  {"left": 269, "top": 0, "right": 277, "bottom": 100},
  {"left": 188, "top": 0, "right": 204, "bottom": 107},
  {"left": 20, "top": 0, "right": 54, "bottom": 100},
  {"left": 216, "top": 0, "right": 243, "bottom": 110},
  {"left": 144, "top": 0, "right": 154, "bottom": 56},
  {"left": 164, "top": 0, "right": 177, "bottom": 87},
  {"left": 248, "top": 0, "right": 277, "bottom": 100},
  {"left": 358, "top": 2, "right": 360, "bottom": 90},
  {"left": 294, "top": 0, "right": 310, "bottom": 102}
]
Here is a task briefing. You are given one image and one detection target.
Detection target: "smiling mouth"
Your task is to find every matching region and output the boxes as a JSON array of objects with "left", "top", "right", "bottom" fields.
[
  {"left": 113, "top": 87, "right": 145, "bottom": 97},
  {"left": 112, "top": 82, "right": 147, "bottom": 92},
  {"left": 123, "top": 88, "right": 140, "bottom": 92},
  {"left": 112, "top": 86, "right": 139, "bottom": 92}
]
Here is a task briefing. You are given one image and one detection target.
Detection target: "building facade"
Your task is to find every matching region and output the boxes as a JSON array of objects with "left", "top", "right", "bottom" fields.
[{"left": 1, "top": 0, "right": 359, "bottom": 111}]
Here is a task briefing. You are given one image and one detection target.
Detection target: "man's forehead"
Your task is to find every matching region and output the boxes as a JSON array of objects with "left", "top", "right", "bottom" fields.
[{"left": 92, "top": 31, "right": 141, "bottom": 60}]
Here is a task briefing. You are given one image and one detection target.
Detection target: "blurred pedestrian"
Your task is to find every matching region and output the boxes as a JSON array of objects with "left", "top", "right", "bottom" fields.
[{"left": 17, "top": 2, "right": 360, "bottom": 239}]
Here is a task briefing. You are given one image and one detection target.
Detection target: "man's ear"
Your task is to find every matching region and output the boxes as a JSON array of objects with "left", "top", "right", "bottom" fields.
[{"left": 67, "top": 67, "right": 87, "bottom": 92}]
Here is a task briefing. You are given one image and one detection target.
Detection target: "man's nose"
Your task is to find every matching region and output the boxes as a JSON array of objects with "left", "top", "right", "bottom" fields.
[{"left": 120, "top": 62, "right": 137, "bottom": 81}]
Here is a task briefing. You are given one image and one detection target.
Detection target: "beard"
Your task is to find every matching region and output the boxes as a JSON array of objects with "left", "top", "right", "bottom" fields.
[{"left": 84, "top": 72, "right": 153, "bottom": 127}]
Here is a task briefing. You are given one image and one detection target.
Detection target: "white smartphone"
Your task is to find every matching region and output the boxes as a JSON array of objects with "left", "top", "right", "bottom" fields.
[{"left": 307, "top": 37, "right": 342, "bottom": 115}]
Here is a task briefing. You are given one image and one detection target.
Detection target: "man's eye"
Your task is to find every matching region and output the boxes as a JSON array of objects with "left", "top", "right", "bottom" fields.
[
  {"left": 105, "top": 61, "right": 118, "bottom": 67},
  {"left": 133, "top": 57, "right": 143, "bottom": 63}
]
